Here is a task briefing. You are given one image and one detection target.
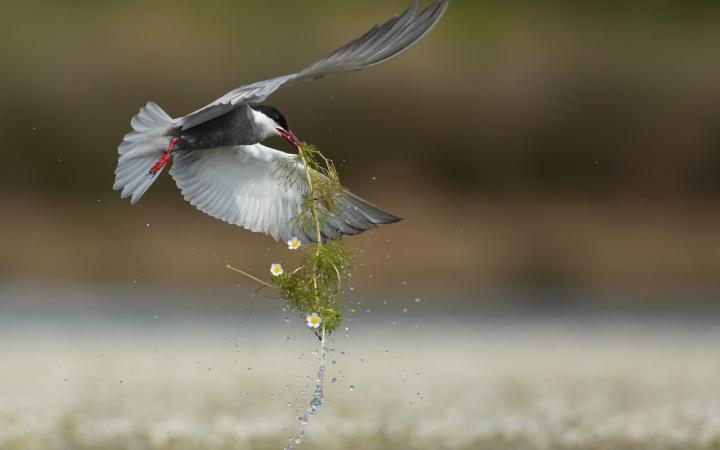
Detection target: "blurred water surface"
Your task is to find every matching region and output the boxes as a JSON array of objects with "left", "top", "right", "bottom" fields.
[{"left": 1, "top": 286, "right": 719, "bottom": 450}]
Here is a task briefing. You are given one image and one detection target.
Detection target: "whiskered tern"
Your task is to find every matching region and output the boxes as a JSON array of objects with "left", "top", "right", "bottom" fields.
[{"left": 114, "top": 0, "right": 449, "bottom": 243}]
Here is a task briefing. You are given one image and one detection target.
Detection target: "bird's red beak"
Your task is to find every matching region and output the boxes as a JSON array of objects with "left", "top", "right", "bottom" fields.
[{"left": 277, "top": 128, "right": 301, "bottom": 149}]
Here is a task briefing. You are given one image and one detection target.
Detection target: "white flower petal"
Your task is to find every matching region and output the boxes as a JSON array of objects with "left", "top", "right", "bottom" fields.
[
  {"left": 306, "top": 313, "right": 322, "bottom": 329},
  {"left": 287, "top": 237, "right": 302, "bottom": 250},
  {"left": 270, "top": 263, "right": 284, "bottom": 276}
]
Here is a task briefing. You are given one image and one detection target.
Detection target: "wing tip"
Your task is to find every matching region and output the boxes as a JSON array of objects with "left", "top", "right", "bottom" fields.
[{"left": 378, "top": 213, "right": 404, "bottom": 225}]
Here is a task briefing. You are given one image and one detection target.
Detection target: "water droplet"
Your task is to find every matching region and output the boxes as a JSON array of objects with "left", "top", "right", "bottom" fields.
[
  {"left": 331, "top": 377, "right": 337, "bottom": 383},
  {"left": 349, "top": 385, "right": 355, "bottom": 391},
  {"left": 414, "top": 297, "right": 421, "bottom": 303},
  {"left": 384, "top": 350, "right": 389, "bottom": 356},
  {"left": 403, "top": 308, "right": 408, "bottom": 313}
]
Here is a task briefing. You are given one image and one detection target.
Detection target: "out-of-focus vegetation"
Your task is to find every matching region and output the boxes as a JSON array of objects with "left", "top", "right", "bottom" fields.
[{"left": 1, "top": 0, "right": 720, "bottom": 296}]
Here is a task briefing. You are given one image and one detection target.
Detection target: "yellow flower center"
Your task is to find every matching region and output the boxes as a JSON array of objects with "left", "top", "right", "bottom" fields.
[{"left": 310, "top": 317, "right": 319, "bottom": 324}]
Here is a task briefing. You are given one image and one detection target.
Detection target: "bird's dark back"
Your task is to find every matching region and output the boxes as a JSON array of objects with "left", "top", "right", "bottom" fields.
[{"left": 174, "top": 105, "right": 260, "bottom": 151}]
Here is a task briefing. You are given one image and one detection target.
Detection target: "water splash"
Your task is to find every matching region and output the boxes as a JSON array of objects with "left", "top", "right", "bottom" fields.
[{"left": 284, "top": 328, "right": 328, "bottom": 450}]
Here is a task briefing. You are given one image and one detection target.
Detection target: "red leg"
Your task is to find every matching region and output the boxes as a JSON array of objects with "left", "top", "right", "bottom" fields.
[{"left": 149, "top": 136, "right": 181, "bottom": 176}]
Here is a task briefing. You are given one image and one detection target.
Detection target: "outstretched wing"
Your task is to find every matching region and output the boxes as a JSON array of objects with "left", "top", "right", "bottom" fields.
[
  {"left": 169, "top": 145, "right": 401, "bottom": 243},
  {"left": 177, "top": 0, "right": 449, "bottom": 130}
]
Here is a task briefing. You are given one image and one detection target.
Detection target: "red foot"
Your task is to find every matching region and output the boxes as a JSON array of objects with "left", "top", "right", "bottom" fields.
[{"left": 149, "top": 136, "right": 181, "bottom": 176}]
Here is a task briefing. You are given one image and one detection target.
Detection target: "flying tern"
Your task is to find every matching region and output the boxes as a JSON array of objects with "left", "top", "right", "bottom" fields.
[{"left": 114, "top": 0, "right": 449, "bottom": 243}]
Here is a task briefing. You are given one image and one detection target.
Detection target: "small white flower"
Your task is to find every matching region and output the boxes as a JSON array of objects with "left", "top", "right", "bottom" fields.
[
  {"left": 270, "top": 263, "right": 284, "bottom": 276},
  {"left": 306, "top": 312, "right": 322, "bottom": 329},
  {"left": 287, "top": 237, "right": 302, "bottom": 250}
]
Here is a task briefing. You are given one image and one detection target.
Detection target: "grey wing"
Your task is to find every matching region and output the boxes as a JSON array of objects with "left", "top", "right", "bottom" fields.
[
  {"left": 176, "top": 0, "right": 448, "bottom": 130},
  {"left": 177, "top": 75, "right": 293, "bottom": 130},
  {"left": 295, "top": 0, "right": 449, "bottom": 81}
]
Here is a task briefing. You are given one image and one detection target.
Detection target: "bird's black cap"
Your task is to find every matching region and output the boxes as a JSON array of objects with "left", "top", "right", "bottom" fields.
[{"left": 251, "top": 105, "right": 290, "bottom": 131}]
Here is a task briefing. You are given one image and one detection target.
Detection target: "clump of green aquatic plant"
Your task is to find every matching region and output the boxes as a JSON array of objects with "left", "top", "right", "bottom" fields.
[
  {"left": 275, "top": 142, "right": 352, "bottom": 336},
  {"left": 229, "top": 142, "right": 353, "bottom": 336}
]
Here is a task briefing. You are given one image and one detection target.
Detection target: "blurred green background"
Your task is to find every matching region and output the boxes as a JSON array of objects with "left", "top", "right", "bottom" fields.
[{"left": 3, "top": 0, "right": 720, "bottom": 308}]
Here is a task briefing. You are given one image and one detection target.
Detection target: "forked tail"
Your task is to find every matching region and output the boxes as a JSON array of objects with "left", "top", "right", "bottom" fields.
[{"left": 113, "top": 101, "right": 174, "bottom": 204}]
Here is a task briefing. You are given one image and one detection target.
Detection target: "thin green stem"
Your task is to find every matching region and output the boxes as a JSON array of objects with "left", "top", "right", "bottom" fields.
[
  {"left": 297, "top": 146, "right": 324, "bottom": 307},
  {"left": 226, "top": 264, "right": 276, "bottom": 289}
]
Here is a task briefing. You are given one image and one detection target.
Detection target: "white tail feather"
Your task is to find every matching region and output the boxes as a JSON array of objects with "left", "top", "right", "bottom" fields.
[{"left": 114, "top": 102, "right": 174, "bottom": 204}]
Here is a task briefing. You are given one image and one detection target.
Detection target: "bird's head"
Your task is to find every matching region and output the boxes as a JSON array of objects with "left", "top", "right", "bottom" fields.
[{"left": 250, "top": 105, "right": 300, "bottom": 149}]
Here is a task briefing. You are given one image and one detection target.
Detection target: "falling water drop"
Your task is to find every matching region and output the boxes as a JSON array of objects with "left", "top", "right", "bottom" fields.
[{"left": 284, "top": 336, "right": 328, "bottom": 450}]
